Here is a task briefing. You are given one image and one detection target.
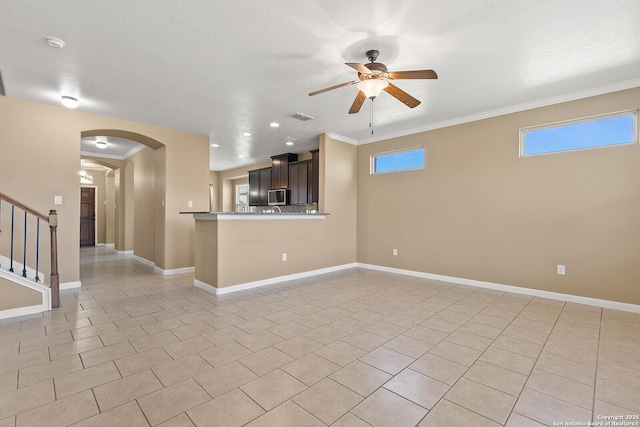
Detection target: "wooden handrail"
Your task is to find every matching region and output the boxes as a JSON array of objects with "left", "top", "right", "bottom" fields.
[{"left": 0, "top": 192, "right": 49, "bottom": 222}]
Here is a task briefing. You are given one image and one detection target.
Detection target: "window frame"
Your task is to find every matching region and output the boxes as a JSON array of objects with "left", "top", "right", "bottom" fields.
[
  {"left": 519, "top": 110, "right": 638, "bottom": 157},
  {"left": 370, "top": 146, "right": 425, "bottom": 175}
]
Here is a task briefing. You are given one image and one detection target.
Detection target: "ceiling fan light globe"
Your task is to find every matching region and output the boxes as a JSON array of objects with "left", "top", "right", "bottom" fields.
[
  {"left": 357, "top": 79, "right": 388, "bottom": 99},
  {"left": 61, "top": 95, "right": 79, "bottom": 108}
]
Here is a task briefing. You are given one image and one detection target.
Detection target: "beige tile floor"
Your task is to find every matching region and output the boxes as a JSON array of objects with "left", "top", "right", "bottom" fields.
[{"left": 1, "top": 246, "right": 639, "bottom": 426}]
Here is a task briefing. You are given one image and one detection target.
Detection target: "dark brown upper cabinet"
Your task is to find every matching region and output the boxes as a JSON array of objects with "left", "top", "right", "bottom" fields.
[
  {"left": 270, "top": 153, "right": 298, "bottom": 189},
  {"left": 248, "top": 167, "right": 272, "bottom": 206}
]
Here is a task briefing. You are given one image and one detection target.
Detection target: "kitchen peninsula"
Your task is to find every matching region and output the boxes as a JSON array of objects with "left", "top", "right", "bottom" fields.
[
  {"left": 183, "top": 211, "right": 332, "bottom": 295},
  {"left": 191, "top": 135, "right": 358, "bottom": 295}
]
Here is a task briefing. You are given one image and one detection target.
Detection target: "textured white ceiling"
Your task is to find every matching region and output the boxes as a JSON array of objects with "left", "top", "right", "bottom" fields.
[{"left": 1, "top": 0, "right": 639, "bottom": 170}]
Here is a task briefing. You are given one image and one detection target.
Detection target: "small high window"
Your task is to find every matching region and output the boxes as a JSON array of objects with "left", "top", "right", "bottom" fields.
[
  {"left": 372, "top": 147, "right": 425, "bottom": 174},
  {"left": 520, "top": 111, "right": 637, "bottom": 157}
]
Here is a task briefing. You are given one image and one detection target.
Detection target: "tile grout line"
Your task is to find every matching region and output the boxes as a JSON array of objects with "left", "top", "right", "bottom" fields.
[
  {"left": 421, "top": 289, "right": 540, "bottom": 426},
  {"left": 592, "top": 306, "right": 604, "bottom": 423}
]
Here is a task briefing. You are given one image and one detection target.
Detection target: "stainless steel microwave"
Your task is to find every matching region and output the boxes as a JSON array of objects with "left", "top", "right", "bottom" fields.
[{"left": 268, "top": 189, "right": 287, "bottom": 206}]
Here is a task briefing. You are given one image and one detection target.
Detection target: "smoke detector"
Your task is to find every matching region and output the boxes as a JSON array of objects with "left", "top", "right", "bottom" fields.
[{"left": 46, "top": 37, "right": 66, "bottom": 49}]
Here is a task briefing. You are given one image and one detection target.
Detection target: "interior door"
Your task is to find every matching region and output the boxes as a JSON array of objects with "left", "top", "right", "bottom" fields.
[{"left": 80, "top": 187, "right": 96, "bottom": 246}]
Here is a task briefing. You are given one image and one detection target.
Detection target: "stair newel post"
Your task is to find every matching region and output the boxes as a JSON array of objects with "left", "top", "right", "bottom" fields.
[{"left": 48, "top": 209, "right": 60, "bottom": 309}]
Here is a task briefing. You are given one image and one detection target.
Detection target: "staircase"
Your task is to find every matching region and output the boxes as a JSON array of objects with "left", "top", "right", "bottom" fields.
[{"left": 0, "top": 192, "right": 59, "bottom": 320}]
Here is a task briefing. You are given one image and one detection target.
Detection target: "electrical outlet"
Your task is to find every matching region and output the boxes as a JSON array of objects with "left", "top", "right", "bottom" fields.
[
  {"left": 393, "top": 248, "right": 398, "bottom": 256},
  {"left": 282, "top": 253, "right": 287, "bottom": 261},
  {"left": 557, "top": 264, "right": 566, "bottom": 275},
  {"left": 187, "top": 200, "right": 193, "bottom": 208}
]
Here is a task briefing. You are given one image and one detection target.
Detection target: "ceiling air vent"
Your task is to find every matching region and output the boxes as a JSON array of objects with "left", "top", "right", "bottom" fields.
[
  {"left": 0, "top": 70, "right": 5, "bottom": 96},
  {"left": 291, "top": 112, "right": 316, "bottom": 121}
]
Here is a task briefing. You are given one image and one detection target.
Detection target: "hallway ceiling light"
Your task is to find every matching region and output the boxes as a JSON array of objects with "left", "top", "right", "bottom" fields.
[
  {"left": 270, "top": 122, "right": 279, "bottom": 128},
  {"left": 96, "top": 136, "right": 108, "bottom": 149},
  {"left": 46, "top": 37, "right": 65, "bottom": 49},
  {"left": 61, "top": 96, "right": 79, "bottom": 108}
]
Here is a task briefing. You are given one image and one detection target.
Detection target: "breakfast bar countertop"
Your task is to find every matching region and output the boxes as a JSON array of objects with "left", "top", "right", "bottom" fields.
[{"left": 180, "top": 211, "right": 329, "bottom": 220}]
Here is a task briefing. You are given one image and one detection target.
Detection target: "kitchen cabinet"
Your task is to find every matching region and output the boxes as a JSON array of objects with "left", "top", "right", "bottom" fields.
[
  {"left": 289, "top": 149, "right": 319, "bottom": 205},
  {"left": 248, "top": 167, "right": 272, "bottom": 206},
  {"left": 288, "top": 160, "right": 309, "bottom": 205},
  {"left": 271, "top": 153, "right": 298, "bottom": 189}
]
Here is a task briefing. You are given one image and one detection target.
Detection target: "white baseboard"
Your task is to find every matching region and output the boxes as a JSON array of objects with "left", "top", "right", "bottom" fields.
[
  {"left": 194, "top": 263, "right": 358, "bottom": 296},
  {"left": 357, "top": 263, "right": 640, "bottom": 313},
  {"left": 132, "top": 255, "right": 155, "bottom": 267},
  {"left": 95, "top": 243, "right": 105, "bottom": 247},
  {"left": 0, "top": 304, "right": 47, "bottom": 321},
  {"left": 116, "top": 250, "right": 134, "bottom": 255},
  {"left": 60, "top": 281, "right": 82, "bottom": 290},
  {"left": 105, "top": 243, "right": 115, "bottom": 248},
  {"left": 194, "top": 279, "right": 216, "bottom": 294},
  {"left": 155, "top": 266, "right": 195, "bottom": 276},
  {"left": 128, "top": 254, "right": 193, "bottom": 276}
]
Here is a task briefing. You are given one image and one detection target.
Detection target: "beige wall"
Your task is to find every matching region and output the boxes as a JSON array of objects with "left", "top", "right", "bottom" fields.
[
  {"left": 106, "top": 171, "right": 116, "bottom": 245},
  {"left": 0, "top": 276, "right": 42, "bottom": 311},
  {"left": 0, "top": 96, "right": 209, "bottom": 283},
  {"left": 131, "top": 147, "right": 157, "bottom": 262},
  {"left": 124, "top": 162, "right": 135, "bottom": 251},
  {"left": 357, "top": 87, "right": 640, "bottom": 305}
]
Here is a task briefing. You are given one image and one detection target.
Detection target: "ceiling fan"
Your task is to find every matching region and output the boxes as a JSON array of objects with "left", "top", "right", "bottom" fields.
[{"left": 309, "top": 49, "right": 437, "bottom": 114}]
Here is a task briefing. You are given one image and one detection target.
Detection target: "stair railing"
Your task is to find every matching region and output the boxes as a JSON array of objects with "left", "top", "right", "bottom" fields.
[{"left": 0, "top": 192, "right": 60, "bottom": 309}]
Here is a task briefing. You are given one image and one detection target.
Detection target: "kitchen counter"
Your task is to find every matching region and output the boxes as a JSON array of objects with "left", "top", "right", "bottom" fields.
[
  {"left": 184, "top": 210, "right": 335, "bottom": 294},
  {"left": 180, "top": 211, "right": 328, "bottom": 220}
]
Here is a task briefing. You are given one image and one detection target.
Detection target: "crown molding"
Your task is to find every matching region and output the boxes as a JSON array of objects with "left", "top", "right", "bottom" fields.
[
  {"left": 357, "top": 78, "right": 640, "bottom": 146},
  {"left": 326, "top": 133, "right": 358, "bottom": 145},
  {"left": 81, "top": 143, "right": 147, "bottom": 161}
]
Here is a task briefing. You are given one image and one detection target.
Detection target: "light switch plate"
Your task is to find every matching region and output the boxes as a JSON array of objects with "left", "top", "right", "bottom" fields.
[{"left": 54, "top": 196, "right": 62, "bottom": 205}]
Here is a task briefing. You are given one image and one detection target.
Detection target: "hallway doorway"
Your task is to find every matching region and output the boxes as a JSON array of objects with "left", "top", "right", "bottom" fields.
[{"left": 80, "top": 187, "right": 96, "bottom": 246}]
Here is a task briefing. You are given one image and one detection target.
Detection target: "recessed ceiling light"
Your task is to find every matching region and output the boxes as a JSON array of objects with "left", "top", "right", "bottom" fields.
[
  {"left": 285, "top": 142, "right": 294, "bottom": 146},
  {"left": 238, "top": 155, "right": 245, "bottom": 158},
  {"left": 241, "top": 132, "right": 252, "bottom": 136},
  {"left": 46, "top": 37, "right": 65, "bottom": 49},
  {"left": 270, "top": 122, "right": 280, "bottom": 128},
  {"left": 61, "top": 96, "right": 79, "bottom": 108},
  {"left": 211, "top": 144, "right": 219, "bottom": 148}
]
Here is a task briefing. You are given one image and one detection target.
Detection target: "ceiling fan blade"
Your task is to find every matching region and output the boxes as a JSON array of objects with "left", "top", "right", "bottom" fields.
[
  {"left": 346, "top": 62, "right": 371, "bottom": 74},
  {"left": 309, "top": 80, "right": 357, "bottom": 96},
  {"left": 384, "top": 83, "right": 421, "bottom": 108},
  {"left": 348, "top": 91, "right": 366, "bottom": 114},
  {"left": 388, "top": 70, "right": 438, "bottom": 80}
]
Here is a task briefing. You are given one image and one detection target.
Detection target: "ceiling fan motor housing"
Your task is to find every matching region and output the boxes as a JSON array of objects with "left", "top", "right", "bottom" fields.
[{"left": 361, "top": 62, "right": 388, "bottom": 78}]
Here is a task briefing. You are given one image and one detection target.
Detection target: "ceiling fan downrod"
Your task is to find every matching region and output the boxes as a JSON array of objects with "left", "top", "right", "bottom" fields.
[{"left": 370, "top": 98, "right": 374, "bottom": 135}]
